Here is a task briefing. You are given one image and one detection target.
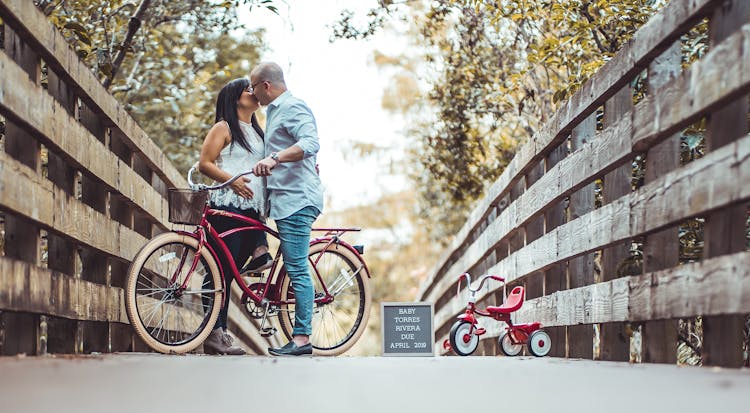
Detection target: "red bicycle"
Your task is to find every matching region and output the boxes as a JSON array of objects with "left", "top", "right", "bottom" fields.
[
  {"left": 125, "top": 166, "right": 371, "bottom": 356},
  {"left": 444, "top": 273, "right": 551, "bottom": 357}
]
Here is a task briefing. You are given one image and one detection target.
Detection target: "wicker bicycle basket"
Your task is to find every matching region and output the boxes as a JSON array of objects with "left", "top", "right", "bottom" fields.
[{"left": 167, "top": 188, "right": 209, "bottom": 225}]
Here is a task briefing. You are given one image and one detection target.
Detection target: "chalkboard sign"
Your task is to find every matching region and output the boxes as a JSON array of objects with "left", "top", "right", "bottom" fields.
[{"left": 381, "top": 302, "right": 434, "bottom": 356}]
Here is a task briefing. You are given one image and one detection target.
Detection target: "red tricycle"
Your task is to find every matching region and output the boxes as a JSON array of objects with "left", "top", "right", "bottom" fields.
[{"left": 443, "top": 273, "right": 551, "bottom": 357}]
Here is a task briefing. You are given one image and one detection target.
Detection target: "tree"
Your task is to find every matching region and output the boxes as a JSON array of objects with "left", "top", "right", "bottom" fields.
[
  {"left": 334, "top": 0, "right": 667, "bottom": 241},
  {"left": 36, "top": 0, "right": 274, "bottom": 172}
]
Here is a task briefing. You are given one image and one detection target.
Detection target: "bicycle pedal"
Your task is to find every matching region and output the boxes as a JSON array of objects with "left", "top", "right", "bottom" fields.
[
  {"left": 241, "top": 272, "right": 264, "bottom": 280},
  {"left": 260, "top": 327, "right": 277, "bottom": 337}
]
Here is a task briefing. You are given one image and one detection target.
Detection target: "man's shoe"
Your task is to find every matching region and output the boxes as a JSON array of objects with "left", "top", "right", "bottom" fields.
[
  {"left": 268, "top": 341, "right": 313, "bottom": 357},
  {"left": 241, "top": 252, "right": 273, "bottom": 273},
  {"left": 203, "top": 329, "right": 246, "bottom": 355}
]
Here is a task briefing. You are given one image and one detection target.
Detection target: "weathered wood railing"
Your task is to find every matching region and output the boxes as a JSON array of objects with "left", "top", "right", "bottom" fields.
[
  {"left": 0, "top": 0, "right": 275, "bottom": 355},
  {"left": 418, "top": 0, "right": 750, "bottom": 367}
]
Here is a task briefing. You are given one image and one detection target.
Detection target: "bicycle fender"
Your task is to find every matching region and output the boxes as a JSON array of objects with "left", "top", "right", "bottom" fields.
[{"left": 310, "top": 238, "right": 372, "bottom": 278}]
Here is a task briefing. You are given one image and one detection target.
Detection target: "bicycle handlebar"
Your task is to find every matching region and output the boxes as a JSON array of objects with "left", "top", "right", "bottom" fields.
[{"left": 187, "top": 162, "right": 255, "bottom": 191}]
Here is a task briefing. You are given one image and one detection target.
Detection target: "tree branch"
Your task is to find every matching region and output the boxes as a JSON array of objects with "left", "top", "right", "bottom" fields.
[
  {"left": 678, "top": 331, "right": 702, "bottom": 356},
  {"left": 579, "top": 1, "right": 609, "bottom": 54},
  {"left": 103, "top": 0, "right": 152, "bottom": 89}
]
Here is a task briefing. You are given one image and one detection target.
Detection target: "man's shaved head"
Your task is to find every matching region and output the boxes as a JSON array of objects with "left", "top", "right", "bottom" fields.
[
  {"left": 251, "top": 62, "right": 286, "bottom": 85},
  {"left": 250, "top": 61, "right": 288, "bottom": 105}
]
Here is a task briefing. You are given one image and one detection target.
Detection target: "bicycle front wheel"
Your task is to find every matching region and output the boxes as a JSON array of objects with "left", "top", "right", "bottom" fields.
[
  {"left": 278, "top": 242, "right": 371, "bottom": 356},
  {"left": 125, "top": 232, "right": 223, "bottom": 354}
]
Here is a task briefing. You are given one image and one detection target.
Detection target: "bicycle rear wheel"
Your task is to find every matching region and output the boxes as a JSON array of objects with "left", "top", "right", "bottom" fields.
[
  {"left": 278, "top": 242, "right": 371, "bottom": 356},
  {"left": 125, "top": 232, "right": 223, "bottom": 354}
]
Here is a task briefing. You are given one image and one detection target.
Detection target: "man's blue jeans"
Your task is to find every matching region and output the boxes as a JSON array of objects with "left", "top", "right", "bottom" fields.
[{"left": 276, "top": 206, "right": 319, "bottom": 336}]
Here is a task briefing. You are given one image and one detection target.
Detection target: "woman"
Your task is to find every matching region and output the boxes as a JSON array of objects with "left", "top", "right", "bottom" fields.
[{"left": 198, "top": 77, "right": 271, "bottom": 355}]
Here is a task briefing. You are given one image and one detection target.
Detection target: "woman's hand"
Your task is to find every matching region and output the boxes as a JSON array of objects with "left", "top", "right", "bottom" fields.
[{"left": 230, "top": 176, "right": 254, "bottom": 199}]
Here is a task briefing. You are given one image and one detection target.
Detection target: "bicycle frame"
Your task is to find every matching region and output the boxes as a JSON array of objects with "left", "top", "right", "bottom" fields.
[{"left": 173, "top": 203, "right": 370, "bottom": 308}]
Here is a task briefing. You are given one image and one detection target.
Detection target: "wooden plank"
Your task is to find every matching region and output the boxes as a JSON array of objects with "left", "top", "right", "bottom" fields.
[
  {"left": 428, "top": 2, "right": 750, "bottom": 354},
  {"left": 508, "top": 251, "right": 750, "bottom": 328},
  {"left": 0, "top": 151, "right": 148, "bottom": 262},
  {"left": 432, "top": 134, "right": 750, "bottom": 333},
  {"left": 543, "top": 142, "right": 568, "bottom": 293},
  {"left": 599, "top": 85, "right": 634, "bottom": 362},
  {"left": 424, "top": 116, "right": 632, "bottom": 305},
  {"left": 0, "top": 51, "right": 168, "bottom": 226},
  {"left": 507, "top": 179, "right": 525, "bottom": 256},
  {"left": 641, "top": 42, "right": 682, "bottom": 365},
  {"left": 440, "top": 250, "right": 750, "bottom": 346},
  {"left": 0, "top": 150, "right": 55, "bottom": 225},
  {"left": 3, "top": 25, "right": 41, "bottom": 187},
  {"left": 543, "top": 142, "right": 568, "bottom": 356},
  {"left": 0, "top": 254, "right": 273, "bottom": 352},
  {"left": 3, "top": 24, "right": 40, "bottom": 82},
  {"left": 701, "top": 0, "right": 750, "bottom": 369},
  {"left": 32, "top": 269, "right": 243, "bottom": 344},
  {"left": 0, "top": 0, "right": 185, "bottom": 189},
  {"left": 0, "top": 311, "right": 37, "bottom": 355},
  {"left": 632, "top": 21, "right": 750, "bottom": 151},
  {"left": 567, "top": 113, "right": 596, "bottom": 359},
  {"left": 0, "top": 256, "right": 126, "bottom": 323}
]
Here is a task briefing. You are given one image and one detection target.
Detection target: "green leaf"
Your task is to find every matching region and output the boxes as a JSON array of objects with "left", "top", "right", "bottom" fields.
[
  {"left": 76, "top": 31, "right": 92, "bottom": 46},
  {"left": 99, "top": 62, "right": 112, "bottom": 76},
  {"left": 63, "top": 21, "right": 88, "bottom": 35}
]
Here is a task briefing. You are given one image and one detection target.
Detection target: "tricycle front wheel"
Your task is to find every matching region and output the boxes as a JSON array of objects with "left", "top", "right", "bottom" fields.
[{"left": 449, "top": 321, "right": 479, "bottom": 356}]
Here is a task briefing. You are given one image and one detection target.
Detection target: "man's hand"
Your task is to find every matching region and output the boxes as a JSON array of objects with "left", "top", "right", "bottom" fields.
[{"left": 253, "top": 157, "right": 278, "bottom": 176}]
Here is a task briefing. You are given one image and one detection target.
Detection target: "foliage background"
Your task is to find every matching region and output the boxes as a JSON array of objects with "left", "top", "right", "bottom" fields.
[{"left": 35, "top": 0, "right": 271, "bottom": 173}]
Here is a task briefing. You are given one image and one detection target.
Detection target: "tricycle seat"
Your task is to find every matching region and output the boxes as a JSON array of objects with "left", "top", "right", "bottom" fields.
[{"left": 486, "top": 286, "right": 524, "bottom": 314}]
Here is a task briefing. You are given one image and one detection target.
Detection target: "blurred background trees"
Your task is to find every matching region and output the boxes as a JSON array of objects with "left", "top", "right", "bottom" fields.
[
  {"left": 35, "top": 0, "right": 275, "bottom": 172},
  {"left": 334, "top": 0, "right": 668, "bottom": 242}
]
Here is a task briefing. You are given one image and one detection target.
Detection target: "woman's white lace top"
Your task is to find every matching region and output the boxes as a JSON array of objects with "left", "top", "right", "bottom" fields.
[{"left": 209, "top": 120, "right": 266, "bottom": 214}]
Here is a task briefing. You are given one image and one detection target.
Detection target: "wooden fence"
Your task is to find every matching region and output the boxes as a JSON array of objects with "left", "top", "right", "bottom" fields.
[
  {"left": 0, "top": 0, "right": 275, "bottom": 355},
  {"left": 418, "top": 0, "right": 750, "bottom": 367}
]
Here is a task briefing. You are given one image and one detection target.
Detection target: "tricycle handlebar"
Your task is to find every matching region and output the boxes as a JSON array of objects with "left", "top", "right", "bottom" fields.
[{"left": 456, "top": 273, "right": 505, "bottom": 296}]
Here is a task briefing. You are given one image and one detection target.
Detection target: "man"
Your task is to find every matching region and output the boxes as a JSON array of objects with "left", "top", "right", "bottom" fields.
[{"left": 250, "top": 62, "right": 324, "bottom": 356}]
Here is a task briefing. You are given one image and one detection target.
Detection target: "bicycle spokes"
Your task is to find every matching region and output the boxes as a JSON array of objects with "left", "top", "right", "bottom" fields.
[
  {"left": 133, "top": 242, "right": 220, "bottom": 346},
  {"left": 280, "top": 248, "right": 367, "bottom": 352},
  {"left": 328, "top": 266, "right": 363, "bottom": 297}
]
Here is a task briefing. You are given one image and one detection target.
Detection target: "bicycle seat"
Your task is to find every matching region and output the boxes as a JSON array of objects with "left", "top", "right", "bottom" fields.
[{"left": 486, "top": 286, "right": 525, "bottom": 314}]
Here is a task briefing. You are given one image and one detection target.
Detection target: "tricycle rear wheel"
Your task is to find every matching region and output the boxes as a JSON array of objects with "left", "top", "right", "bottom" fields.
[
  {"left": 527, "top": 330, "right": 551, "bottom": 357},
  {"left": 498, "top": 330, "right": 523, "bottom": 356}
]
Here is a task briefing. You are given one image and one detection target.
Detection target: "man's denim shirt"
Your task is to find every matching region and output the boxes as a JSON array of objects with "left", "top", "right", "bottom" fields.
[{"left": 264, "top": 91, "right": 324, "bottom": 220}]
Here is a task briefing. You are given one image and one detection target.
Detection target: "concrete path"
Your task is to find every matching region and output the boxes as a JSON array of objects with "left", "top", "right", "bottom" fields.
[{"left": 1, "top": 354, "right": 748, "bottom": 413}]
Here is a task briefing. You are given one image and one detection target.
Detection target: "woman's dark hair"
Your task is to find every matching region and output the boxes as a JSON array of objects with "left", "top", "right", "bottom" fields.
[{"left": 214, "top": 77, "right": 264, "bottom": 153}]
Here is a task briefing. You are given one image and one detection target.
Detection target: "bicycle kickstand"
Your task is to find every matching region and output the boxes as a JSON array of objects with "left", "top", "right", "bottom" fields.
[{"left": 258, "top": 301, "right": 277, "bottom": 337}]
